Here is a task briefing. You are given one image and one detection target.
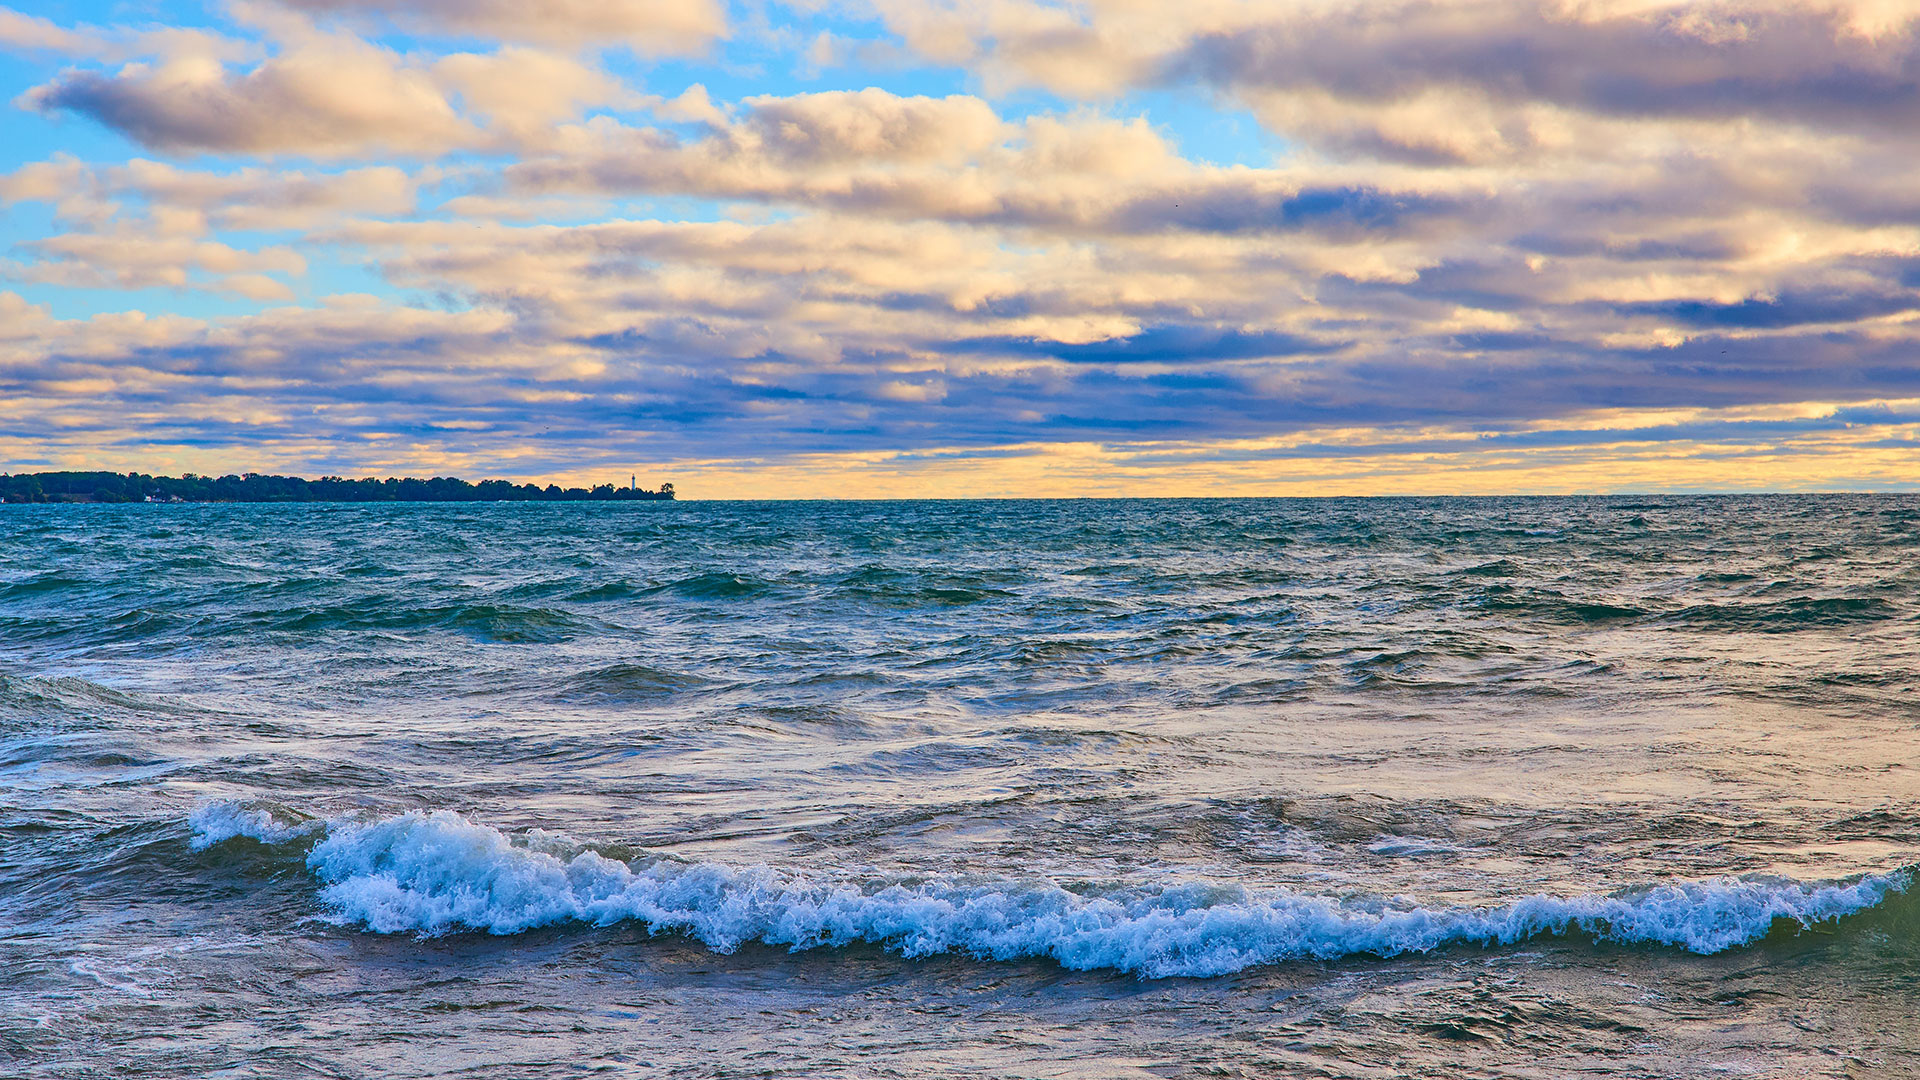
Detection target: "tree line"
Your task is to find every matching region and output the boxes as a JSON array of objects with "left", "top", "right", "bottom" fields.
[{"left": 0, "top": 471, "right": 675, "bottom": 503}]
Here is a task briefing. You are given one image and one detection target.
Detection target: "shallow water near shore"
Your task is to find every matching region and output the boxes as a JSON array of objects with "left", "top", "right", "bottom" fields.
[{"left": 4, "top": 495, "right": 1920, "bottom": 1077}]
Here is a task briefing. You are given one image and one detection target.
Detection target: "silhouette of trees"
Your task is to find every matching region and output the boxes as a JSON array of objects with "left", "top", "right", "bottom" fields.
[{"left": 0, "top": 471, "right": 676, "bottom": 503}]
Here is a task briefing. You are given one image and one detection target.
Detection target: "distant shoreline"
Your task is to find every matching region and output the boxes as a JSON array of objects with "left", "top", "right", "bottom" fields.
[{"left": 0, "top": 471, "right": 674, "bottom": 504}]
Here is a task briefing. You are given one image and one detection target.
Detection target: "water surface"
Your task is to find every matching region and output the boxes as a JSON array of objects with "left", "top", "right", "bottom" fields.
[{"left": 4, "top": 496, "right": 1919, "bottom": 1077}]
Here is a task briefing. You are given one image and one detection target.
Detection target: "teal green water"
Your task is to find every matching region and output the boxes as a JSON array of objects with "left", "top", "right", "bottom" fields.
[{"left": 3, "top": 497, "right": 1919, "bottom": 1077}]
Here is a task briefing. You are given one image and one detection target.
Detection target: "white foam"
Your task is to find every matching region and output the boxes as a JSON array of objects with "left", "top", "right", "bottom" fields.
[
  {"left": 187, "top": 801, "right": 319, "bottom": 850},
  {"left": 195, "top": 805, "right": 1911, "bottom": 978},
  {"left": 68, "top": 957, "right": 159, "bottom": 998},
  {"left": 1366, "top": 836, "right": 1462, "bottom": 857}
]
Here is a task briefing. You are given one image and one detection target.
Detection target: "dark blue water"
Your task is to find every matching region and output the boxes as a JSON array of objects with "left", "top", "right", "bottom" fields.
[{"left": 4, "top": 497, "right": 1919, "bottom": 1077}]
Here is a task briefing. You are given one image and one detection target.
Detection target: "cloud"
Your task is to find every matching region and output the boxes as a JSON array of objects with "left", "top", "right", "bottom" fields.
[
  {"left": 942, "top": 325, "right": 1340, "bottom": 363},
  {"left": 5, "top": 279, "right": 1918, "bottom": 492},
  {"left": 0, "top": 156, "right": 93, "bottom": 211},
  {"left": 1168, "top": 2, "right": 1920, "bottom": 131},
  {"left": 8, "top": 228, "right": 306, "bottom": 298},
  {"left": 0, "top": 157, "right": 420, "bottom": 304},
  {"left": 433, "top": 47, "right": 639, "bottom": 141},
  {"left": 271, "top": 0, "right": 727, "bottom": 55},
  {"left": 19, "top": 18, "right": 632, "bottom": 158},
  {"left": 23, "top": 31, "right": 473, "bottom": 156},
  {"left": 0, "top": 7, "right": 97, "bottom": 54},
  {"left": 876, "top": 0, "right": 1920, "bottom": 164},
  {"left": 0, "top": 6, "right": 249, "bottom": 63},
  {"left": 1612, "top": 289, "right": 1920, "bottom": 329},
  {"left": 112, "top": 159, "right": 419, "bottom": 230},
  {"left": 735, "top": 88, "right": 1006, "bottom": 164},
  {"left": 0, "top": 291, "right": 56, "bottom": 342},
  {"left": 503, "top": 95, "right": 1465, "bottom": 239}
]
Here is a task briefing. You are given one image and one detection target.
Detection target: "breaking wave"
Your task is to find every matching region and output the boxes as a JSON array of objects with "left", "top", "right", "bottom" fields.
[{"left": 189, "top": 804, "right": 1910, "bottom": 979}]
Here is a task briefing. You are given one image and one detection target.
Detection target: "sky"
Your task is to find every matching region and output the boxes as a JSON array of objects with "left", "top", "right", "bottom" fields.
[{"left": 4, "top": 0, "right": 1920, "bottom": 497}]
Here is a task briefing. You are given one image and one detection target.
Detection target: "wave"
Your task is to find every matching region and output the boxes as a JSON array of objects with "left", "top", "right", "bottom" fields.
[
  {"left": 548, "top": 662, "right": 712, "bottom": 703},
  {"left": 0, "top": 573, "right": 93, "bottom": 599},
  {"left": 269, "top": 601, "right": 595, "bottom": 643},
  {"left": 188, "top": 804, "right": 1910, "bottom": 978},
  {"left": 0, "top": 673, "right": 200, "bottom": 730},
  {"left": 645, "top": 573, "right": 771, "bottom": 600},
  {"left": 1467, "top": 591, "right": 1903, "bottom": 631},
  {"left": 1472, "top": 592, "right": 1649, "bottom": 623},
  {"left": 1661, "top": 596, "right": 1898, "bottom": 632},
  {"left": 190, "top": 801, "right": 324, "bottom": 848}
]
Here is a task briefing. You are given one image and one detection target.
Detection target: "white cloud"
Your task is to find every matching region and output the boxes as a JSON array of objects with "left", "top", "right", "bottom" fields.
[
  {"left": 21, "top": 18, "right": 637, "bottom": 158},
  {"left": 271, "top": 0, "right": 727, "bottom": 55},
  {"left": 23, "top": 28, "right": 473, "bottom": 157}
]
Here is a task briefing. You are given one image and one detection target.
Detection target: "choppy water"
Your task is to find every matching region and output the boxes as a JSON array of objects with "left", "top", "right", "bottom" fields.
[{"left": 4, "top": 496, "right": 1920, "bottom": 1078}]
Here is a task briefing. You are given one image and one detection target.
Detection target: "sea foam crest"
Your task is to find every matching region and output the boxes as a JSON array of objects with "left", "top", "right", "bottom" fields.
[
  {"left": 198, "top": 804, "right": 1910, "bottom": 978},
  {"left": 188, "top": 801, "right": 321, "bottom": 850}
]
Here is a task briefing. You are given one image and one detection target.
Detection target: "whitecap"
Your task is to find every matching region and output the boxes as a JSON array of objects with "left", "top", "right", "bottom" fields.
[
  {"left": 196, "top": 805, "right": 1912, "bottom": 979},
  {"left": 188, "top": 800, "right": 321, "bottom": 850}
]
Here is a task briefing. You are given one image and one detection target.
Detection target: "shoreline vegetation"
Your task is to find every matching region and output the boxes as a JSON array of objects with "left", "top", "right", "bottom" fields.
[{"left": 0, "top": 471, "right": 674, "bottom": 504}]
